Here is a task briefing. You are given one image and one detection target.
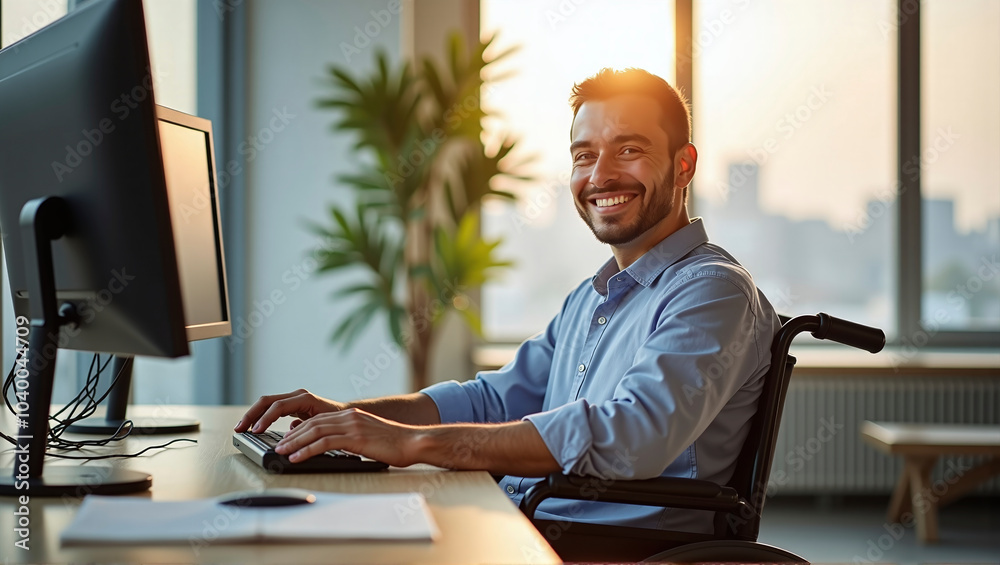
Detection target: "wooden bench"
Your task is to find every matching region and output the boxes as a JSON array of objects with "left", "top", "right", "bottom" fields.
[{"left": 860, "top": 421, "right": 1000, "bottom": 543}]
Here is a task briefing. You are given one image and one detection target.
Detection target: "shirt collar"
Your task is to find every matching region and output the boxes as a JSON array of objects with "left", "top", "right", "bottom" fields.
[{"left": 591, "top": 218, "right": 710, "bottom": 296}]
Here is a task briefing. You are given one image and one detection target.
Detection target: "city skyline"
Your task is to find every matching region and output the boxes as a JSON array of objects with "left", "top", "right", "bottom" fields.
[{"left": 484, "top": 160, "right": 999, "bottom": 339}]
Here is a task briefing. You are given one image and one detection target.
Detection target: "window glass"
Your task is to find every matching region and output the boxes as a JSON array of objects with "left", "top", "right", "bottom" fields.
[
  {"left": 921, "top": 0, "right": 1000, "bottom": 331},
  {"left": 693, "top": 0, "right": 897, "bottom": 335}
]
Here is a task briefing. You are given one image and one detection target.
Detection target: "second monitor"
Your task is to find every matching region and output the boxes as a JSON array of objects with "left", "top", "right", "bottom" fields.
[{"left": 66, "top": 105, "right": 232, "bottom": 435}]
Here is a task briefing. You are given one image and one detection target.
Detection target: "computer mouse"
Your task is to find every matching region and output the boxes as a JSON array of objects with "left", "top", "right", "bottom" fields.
[{"left": 216, "top": 488, "right": 317, "bottom": 507}]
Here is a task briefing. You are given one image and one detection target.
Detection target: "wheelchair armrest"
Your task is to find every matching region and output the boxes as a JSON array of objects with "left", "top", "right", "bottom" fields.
[{"left": 519, "top": 473, "right": 750, "bottom": 521}]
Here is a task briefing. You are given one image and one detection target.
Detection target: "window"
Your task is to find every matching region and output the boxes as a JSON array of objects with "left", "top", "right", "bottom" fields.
[
  {"left": 480, "top": 0, "right": 676, "bottom": 341},
  {"left": 1, "top": 0, "right": 67, "bottom": 45},
  {"left": 692, "top": 0, "right": 897, "bottom": 337},
  {"left": 920, "top": 0, "right": 1000, "bottom": 332},
  {"left": 480, "top": 0, "right": 998, "bottom": 348}
]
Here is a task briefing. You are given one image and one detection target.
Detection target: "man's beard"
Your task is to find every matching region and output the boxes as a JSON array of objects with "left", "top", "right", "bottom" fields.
[{"left": 576, "top": 168, "right": 675, "bottom": 246}]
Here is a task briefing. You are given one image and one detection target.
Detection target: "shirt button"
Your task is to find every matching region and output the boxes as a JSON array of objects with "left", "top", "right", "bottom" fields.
[
  {"left": 578, "top": 364, "right": 586, "bottom": 372},
  {"left": 506, "top": 485, "right": 515, "bottom": 494},
  {"left": 598, "top": 316, "right": 607, "bottom": 325},
  {"left": 616, "top": 276, "right": 622, "bottom": 281}
]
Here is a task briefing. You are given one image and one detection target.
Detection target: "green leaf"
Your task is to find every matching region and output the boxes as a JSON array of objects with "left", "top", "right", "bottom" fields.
[
  {"left": 313, "top": 33, "right": 534, "bottom": 354},
  {"left": 430, "top": 211, "right": 514, "bottom": 296},
  {"left": 334, "top": 283, "right": 381, "bottom": 299},
  {"left": 422, "top": 58, "right": 448, "bottom": 107},
  {"left": 330, "top": 302, "right": 382, "bottom": 349},
  {"left": 330, "top": 68, "right": 363, "bottom": 95},
  {"left": 456, "top": 306, "right": 483, "bottom": 337},
  {"left": 387, "top": 305, "right": 405, "bottom": 346}
]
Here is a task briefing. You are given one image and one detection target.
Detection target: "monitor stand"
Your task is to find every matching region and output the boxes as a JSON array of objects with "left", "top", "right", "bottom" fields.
[
  {"left": 64, "top": 355, "right": 200, "bottom": 435},
  {"left": 0, "top": 196, "right": 151, "bottom": 497}
]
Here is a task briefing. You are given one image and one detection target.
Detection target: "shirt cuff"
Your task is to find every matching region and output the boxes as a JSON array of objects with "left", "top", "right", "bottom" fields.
[
  {"left": 419, "top": 380, "right": 476, "bottom": 424},
  {"left": 523, "top": 399, "right": 593, "bottom": 475}
]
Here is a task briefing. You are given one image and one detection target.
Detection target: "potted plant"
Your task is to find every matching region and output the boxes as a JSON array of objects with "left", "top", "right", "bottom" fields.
[{"left": 311, "top": 34, "right": 530, "bottom": 391}]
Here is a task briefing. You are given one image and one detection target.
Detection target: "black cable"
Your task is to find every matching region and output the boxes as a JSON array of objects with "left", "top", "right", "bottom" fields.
[
  {"left": 46, "top": 353, "right": 131, "bottom": 450},
  {"left": 45, "top": 438, "right": 196, "bottom": 461},
  {"left": 2, "top": 351, "right": 127, "bottom": 448},
  {"left": 2, "top": 350, "right": 197, "bottom": 459}
]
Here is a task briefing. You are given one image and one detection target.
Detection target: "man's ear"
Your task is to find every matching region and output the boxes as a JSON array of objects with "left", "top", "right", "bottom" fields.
[{"left": 673, "top": 143, "right": 698, "bottom": 188}]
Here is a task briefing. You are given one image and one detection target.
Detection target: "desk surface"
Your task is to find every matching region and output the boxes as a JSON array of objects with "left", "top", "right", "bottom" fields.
[{"left": 0, "top": 405, "right": 559, "bottom": 564}]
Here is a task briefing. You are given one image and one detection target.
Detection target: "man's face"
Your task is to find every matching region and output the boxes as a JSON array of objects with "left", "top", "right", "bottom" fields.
[{"left": 569, "top": 94, "right": 676, "bottom": 246}]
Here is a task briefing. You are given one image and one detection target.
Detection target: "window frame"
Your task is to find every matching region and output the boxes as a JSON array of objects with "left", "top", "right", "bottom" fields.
[{"left": 681, "top": 0, "right": 999, "bottom": 348}]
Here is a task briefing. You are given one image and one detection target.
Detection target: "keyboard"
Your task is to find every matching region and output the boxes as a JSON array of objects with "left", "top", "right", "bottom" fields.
[{"left": 232, "top": 430, "right": 389, "bottom": 473}]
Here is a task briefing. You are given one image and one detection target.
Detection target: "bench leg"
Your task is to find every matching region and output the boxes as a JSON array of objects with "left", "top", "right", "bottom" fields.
[
  {"left": 887, "top": 465, "right": 911, "bottom": 522},
  {"left": 906, "top": 456, "right": 939, "bottom": 544},
  {"left": 935, "top": 457, "right": 1000, "bottom": 508}
]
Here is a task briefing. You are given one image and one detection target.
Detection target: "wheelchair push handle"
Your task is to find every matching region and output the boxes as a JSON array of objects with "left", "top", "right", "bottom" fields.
[{"left": 812, "top": 312, "right": 885, "bottom": 353}]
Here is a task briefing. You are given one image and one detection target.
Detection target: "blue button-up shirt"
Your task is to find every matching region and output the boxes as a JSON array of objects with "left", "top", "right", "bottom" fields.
[{"left": 422, "top": 219, "right": 779, "bottom": 533}]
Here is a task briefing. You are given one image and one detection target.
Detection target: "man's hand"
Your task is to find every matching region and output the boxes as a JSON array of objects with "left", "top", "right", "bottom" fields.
[
  {"left": 273, "top": 408, "right": 421, "bottom": 467},
  {"left": 233, "top": 389, "right": 559, "bottom": 476},
  {"left": 234, "top": 389, "right": 346, "bottom": 434}
]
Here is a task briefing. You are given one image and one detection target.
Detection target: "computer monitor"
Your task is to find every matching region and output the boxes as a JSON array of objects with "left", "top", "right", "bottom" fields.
[
  {"left": 156, "top": 106, "right": 231, "bottom": 344},
  {"left": 64, "top": 105, "right": 233, "bottom": 436},
  {"left": 0, "top": 0, "right": 190, "bottom": 496}
]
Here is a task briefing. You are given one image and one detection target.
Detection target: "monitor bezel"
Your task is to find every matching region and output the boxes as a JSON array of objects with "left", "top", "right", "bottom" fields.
[{"left": 155, "top": 104, "right": 232, "bottom": 342}]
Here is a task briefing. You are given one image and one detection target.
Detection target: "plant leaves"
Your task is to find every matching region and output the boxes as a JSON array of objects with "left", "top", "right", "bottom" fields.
[{"left": 314, "top": 33, "right": 537, "bottom": 353}]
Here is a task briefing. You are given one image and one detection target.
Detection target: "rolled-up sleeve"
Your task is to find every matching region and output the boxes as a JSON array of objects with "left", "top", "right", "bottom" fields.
[
  {"left": 421, "top": 308, "right": 562, "bottom": 424},
  {"left": 524, "top": 271, "right": 762, "bottom": 480}
]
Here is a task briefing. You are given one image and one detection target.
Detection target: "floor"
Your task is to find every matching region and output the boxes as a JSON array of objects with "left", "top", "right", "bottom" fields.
[{"left": 756, "top": 495, "right": 1000, "bottom": 564}]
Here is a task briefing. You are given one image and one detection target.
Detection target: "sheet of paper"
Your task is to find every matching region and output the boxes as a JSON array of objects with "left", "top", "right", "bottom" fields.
[
  {"left": 261, "top": 493, "right": 440, "bottom": 541},
  {"left": 60, "top": 497, "right": 256, "bottom": 545},
  {"left": 60, "top": 492, "right": 439, "bottom": 545}
]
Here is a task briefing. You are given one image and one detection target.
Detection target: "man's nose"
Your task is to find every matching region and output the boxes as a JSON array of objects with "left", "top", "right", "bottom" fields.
[{"left": 589, "top": 152, "right": 620, "bottom": 188}]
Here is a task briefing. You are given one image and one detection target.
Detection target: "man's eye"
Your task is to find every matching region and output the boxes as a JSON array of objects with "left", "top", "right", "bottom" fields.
[
  {"left": 621, "top": 147, "right": 641, "bottom": 155},
  {"left": 574, "top": 153, "right": 594, "bottom": 162}
]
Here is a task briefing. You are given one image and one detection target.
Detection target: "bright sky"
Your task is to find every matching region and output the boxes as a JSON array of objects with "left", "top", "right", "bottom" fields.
[{"left": 482, "top": 0, "right": 1000, "bottom": 234}]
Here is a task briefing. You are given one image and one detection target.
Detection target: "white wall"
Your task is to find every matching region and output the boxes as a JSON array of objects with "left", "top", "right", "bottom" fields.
[
  {"left": 143, "top": 0, "right": 196, "bottom": 115},
  {"left": 243, "top": 0, "right": 409, "bottom": 402}
]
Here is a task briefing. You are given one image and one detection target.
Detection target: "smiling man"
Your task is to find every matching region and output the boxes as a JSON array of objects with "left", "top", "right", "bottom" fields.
[{"left": 236, "top": 68, "right": 779, "bottom": 549}]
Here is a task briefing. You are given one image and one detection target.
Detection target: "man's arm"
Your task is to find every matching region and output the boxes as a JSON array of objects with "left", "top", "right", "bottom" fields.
[
  {"left": 524, "top": 271, "right": 766, "bottom": 480},
  {"left": 272, "top": 407, "right": 561, "bottom": 476},
  {"left": 413, "top": 421, "right": 560, "bottom": 476},
  {"left": 348, "top": 393, "right": 440, "bottom": 425},
  {"left": 235, "top": 297, "right": 572, "bottom": 435},
  {"left": 234, "top": 390, "right": 440, "bottom": 433},
  {"left": 419, "top": 302, "right": 566, "bottom": 425}
]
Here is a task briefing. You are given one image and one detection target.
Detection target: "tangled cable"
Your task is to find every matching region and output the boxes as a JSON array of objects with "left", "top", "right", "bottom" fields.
[{"left": 2, "top": 350, "right": 194, "bottom": 460}]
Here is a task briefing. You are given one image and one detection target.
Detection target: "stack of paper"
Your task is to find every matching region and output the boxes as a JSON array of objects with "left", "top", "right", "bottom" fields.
[{"left": 60, "top": 492, "right": 440, "bottom": 545}]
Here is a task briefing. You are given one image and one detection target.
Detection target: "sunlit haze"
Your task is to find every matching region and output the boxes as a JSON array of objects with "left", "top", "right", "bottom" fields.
[{"left": 483, "top": 0, "right": 998, "bottom": 234}]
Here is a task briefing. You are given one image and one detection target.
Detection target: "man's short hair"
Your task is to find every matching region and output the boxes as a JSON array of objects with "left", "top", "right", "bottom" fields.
[{"left": 569, "top": 68, "right": 692, "bottom": 157}]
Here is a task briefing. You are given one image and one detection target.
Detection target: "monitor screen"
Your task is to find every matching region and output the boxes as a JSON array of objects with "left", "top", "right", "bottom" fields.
[{"left": 156, "top": 106, "right": 231, "bottom": 340}]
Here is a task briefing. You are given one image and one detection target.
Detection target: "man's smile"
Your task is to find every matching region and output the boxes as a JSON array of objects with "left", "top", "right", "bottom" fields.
[{"left": 586, "top": 191, "right": 639, "bottom": 214}]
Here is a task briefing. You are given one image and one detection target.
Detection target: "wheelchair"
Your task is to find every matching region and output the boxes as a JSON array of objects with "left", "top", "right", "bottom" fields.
[{"left": 520, "top": 313, "right": 886, "bottom": 562}]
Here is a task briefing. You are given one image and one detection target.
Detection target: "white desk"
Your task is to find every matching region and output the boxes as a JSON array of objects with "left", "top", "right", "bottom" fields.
[{"left": 0, "top": 405, "right": 560, "bottom": 564}]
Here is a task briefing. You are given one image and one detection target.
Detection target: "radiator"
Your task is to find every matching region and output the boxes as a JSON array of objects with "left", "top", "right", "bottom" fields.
[{"left": 769, "top": 376, "right": 1000, "bottom": 495}]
